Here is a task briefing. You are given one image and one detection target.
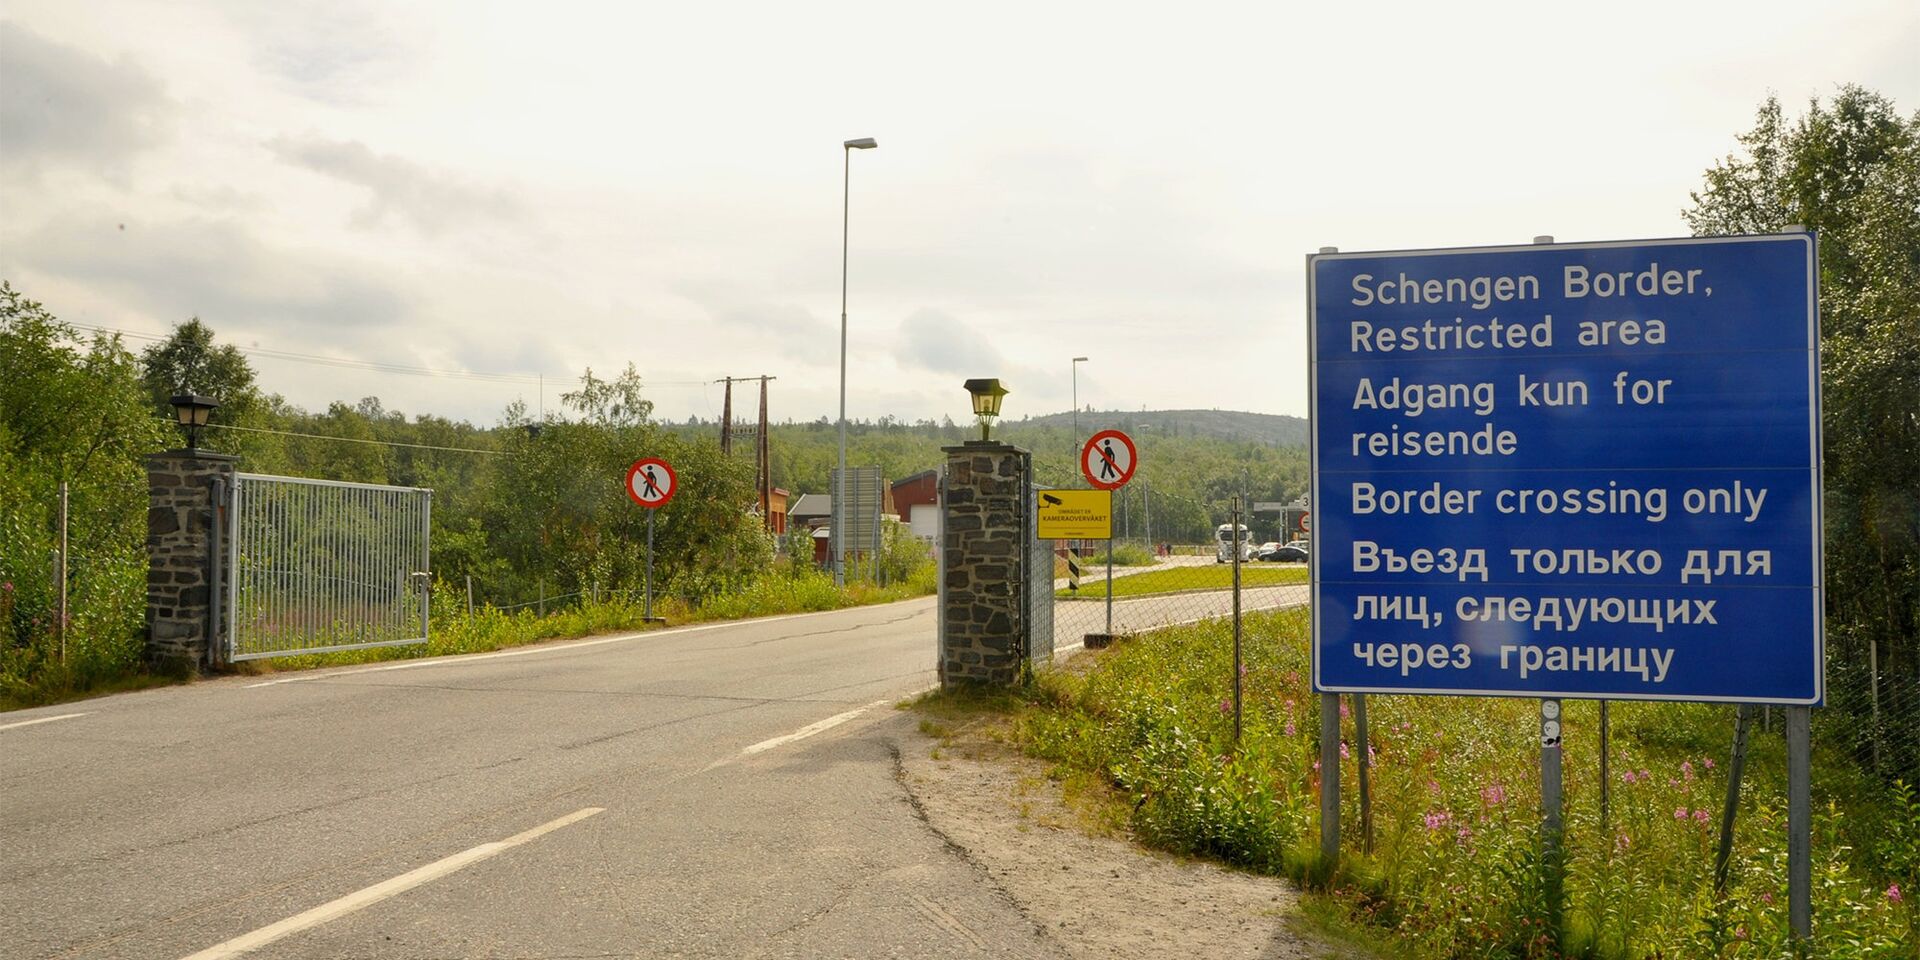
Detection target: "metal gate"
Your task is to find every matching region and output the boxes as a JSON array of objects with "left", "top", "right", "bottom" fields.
[{"left": 226, "top": 473, "right": 431, "bottom": 661}]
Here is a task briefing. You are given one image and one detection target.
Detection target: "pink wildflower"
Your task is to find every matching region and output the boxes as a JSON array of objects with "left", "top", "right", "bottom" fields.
[
  {"left": 1219, "top": 698, "right": 1232, "bottom": 714},
  {"left": 1456, "top": 824, "right": 1473, "bottom": 842},
  {"left": 1339, "top": 741, "right": 1350, "bottom": 760},
  {"left": 1339, "top": 700, "right": 1351, "bottom": 720},
  {"left": 1284, "top": 721, "right": 1296, "bottom": 737},
  {"left": 1703, "top": 757, "right": 1716, "bottom": 770},
  {"left": 1423, "top": 811, "right": 1449, "bottom": 830},
  {"left": 1615, "top": 832, "right": 1631, "bottom": 852},
  {"left": 1675, "top": 807, "right": 1689, "bottom": 820},
  {"left": 1681, "top": 761, "right": 1695, "bottom": 781},
  {"left": 1694, "top": 809, "right": 1711, "bottom": 824},
  {"left": 1889, "top": 883, "right": 1903, "bottom": 904},
  {"left": 1426, "top": 779, "right": 1441, "bottom": 794},
  {"left": 1239, "top": 662, "right": 1248, "bottom": 678},
  {"left": 1640, "top": 768, "right": 1652, "bottom": 781},
  {"left": 1761, "top": 892, "right": 1774, "bottom": 905},
  {"left": 1734, "top": 926, "right": 1748, "bottom": 941},
  {"left": 1312, "top": 760, "right": 1320, "bottom": 771},
  {"left": 1481, "top": 784, "right": 1507, "bottom": 807},
  {"left": 1284, "top": 699, "right": 1295, "bottom": 711},
  {"left": 1621, "top": 770, "right": 1638, "bottom": 784}
]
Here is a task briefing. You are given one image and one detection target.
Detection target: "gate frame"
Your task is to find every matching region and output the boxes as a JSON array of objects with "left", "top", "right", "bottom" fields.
[{"left": 226, "top": 473, "right": 433, "bottom": 662}]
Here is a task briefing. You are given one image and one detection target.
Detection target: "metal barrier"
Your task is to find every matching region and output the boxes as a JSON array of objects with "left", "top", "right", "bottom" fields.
[{"left": 227, "top": 473, "right": 431, "bottom": 661}]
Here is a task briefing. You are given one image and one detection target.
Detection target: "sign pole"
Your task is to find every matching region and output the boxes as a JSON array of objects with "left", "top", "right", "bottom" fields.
[
  {"left": 1713, "top": 703, "right": 1755, "bottom": 894},
  {"left": 1320, "top": 692, "right": 1340, "bottom": 868},
  {"left": 1231, "top": 497, "right": 1243, "bottom": 742},
  {"left": 1354, "top": 692, "right": 1372, "bottom": 853},
  {"left": 1105, "top": 535, "right": 1114, "bottom": 635},
  {"left": 645, "top": 508, "right": 655, "bottom": 621},
  {"left": 1788, "top": 705, "right": 1811, "bottom": 940},
  {"left": 1599, "top": 701, "right": 1611, "bottom": 837}
]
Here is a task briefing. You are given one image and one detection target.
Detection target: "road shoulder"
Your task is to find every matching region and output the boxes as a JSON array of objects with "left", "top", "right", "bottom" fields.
[{"left": 885, "top": 709, "right": 1361, "bottom": 960}]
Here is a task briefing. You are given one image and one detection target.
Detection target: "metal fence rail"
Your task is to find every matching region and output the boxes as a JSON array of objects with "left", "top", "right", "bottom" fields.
[{"left": 227, "top": 473, "right": 431, "bottom": 661}]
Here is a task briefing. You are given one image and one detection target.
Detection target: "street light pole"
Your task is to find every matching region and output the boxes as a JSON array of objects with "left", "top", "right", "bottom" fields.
[
  {"left": 1071, "top": 356, "right": 1088, "bottom": 472},
  {"left": 837, "top": 136, "right": 877, "bottom": 587}
]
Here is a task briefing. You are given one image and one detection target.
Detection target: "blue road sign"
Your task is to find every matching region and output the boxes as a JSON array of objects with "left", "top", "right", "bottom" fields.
[{"left": 1309, "top": 234, "right": 1821, "bottom": 704}]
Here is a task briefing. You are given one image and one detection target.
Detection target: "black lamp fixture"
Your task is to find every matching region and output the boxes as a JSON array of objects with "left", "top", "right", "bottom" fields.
[
  {"left": 963, "top": 378, "right": 1009, "bottom": 442},
  {"left": 168, "top": 393, "right": 219, "bottom": 450}
]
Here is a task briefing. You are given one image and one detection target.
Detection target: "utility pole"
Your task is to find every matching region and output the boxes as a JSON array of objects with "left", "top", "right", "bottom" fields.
[
  {"left": 720, "top": 376, "right": 734, "bottom": 455},
  {"left": 757, "top": 376, "right": 771, "bottom": 531}
]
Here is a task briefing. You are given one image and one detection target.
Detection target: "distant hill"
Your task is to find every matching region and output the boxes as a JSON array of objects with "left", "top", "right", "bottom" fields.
[{"left": 1004, "top": 408, "right": 1307, "bottom": 447}]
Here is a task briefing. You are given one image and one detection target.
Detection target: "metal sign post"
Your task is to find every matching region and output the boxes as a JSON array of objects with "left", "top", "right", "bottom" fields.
[
  {"left": 1079, "top": 430, "right": 1137, "bottom": 638},
  {"left": 1306, "top": 231, "right": 1824, "bottom": 931},
  {"left": 626, "top": 457, "right": 677, "bottom": 624},
  {"left": 1231, "top": 497, "right": 1243, "bottom": 742}
]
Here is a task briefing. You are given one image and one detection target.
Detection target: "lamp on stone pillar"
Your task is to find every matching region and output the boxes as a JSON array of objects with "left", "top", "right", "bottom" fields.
[
  {"left": 963, "top": 378, "right": 1009, "bottom": 442},
  {"left": 168, "top": 394, "right": 219, "bottom": 450}
]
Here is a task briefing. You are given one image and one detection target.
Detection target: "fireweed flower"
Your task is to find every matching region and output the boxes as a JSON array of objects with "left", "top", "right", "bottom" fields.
[
  {"left": 1219, "top": 698, "right": 1231, "bottom": 714},
  {"left": 1675, "top": 807, "right": 1689, "bottom": 820},
  {"left": 1456, "top": 825, "right": 1473, "bottom": 842},
  {"left": 1703, "top": 758, "right": 1716, "bottom": 770},
  {"left": 1424, "top": 811, "right": 1450, "bottom": 830},
  {"left": 1694, "top": 809, "right": 1711, "bottom": 824},
  {"left": 1339, "top": 701, "right": 1351, "bottom": 720},
  {"left": 1681, "top": 761, "right": 1695, "bottom": 781},
  {"left": 1339, "top": 742, "right": 1350, "bottom": 760},
  {"left": 1889, "top": 883, "right": 1903, "bottom": 904},
  {"left": 1284, "top": 721, "right": 1296, "bottom": 737},
  {"left": 1481, "top": 784, "right": 1506, "bottom": 807},
  {"left": 1621, "top": 770, "right": 1638, "bottom": 784},
  {"left": 1615, "top": 832, "right": 1631, "bottom": 852}
]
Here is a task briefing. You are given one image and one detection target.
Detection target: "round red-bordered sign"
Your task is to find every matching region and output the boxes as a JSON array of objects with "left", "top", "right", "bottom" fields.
[
  {"left": 1080, "top": 430, "right": 1137, "bottom": 490},
  {"left": 626, "top": 457, "right": 677, "bottom": 508},
  {"left": 1299, "top": 512, "right": 1311, "bottom": 533}
]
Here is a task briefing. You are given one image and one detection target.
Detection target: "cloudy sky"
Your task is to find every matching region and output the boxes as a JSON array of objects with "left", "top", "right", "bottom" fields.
[{"left": 3, "top": 1, "right": 1916, "bottom": 427}]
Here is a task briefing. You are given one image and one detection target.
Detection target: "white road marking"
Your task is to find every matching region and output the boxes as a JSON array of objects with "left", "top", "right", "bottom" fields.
[
  {"left": 739, "top": 698, "right": 892, "bottom": 756},
  {"left": 178, "top": 807, "right": 605, "bottom": 960},
  {"left": 244, "top": 604, "right": 916, "bottom": 688},
  {"left": 0, "top": 712, "right": 88, "bottom": 732}
]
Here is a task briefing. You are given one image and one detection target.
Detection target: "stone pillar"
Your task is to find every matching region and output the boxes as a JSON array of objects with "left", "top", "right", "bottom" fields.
[
  {"left": 146, "top": 450, "right": 237, "bottom": 670},
  {"left": 940, "top": 440, "right": 1029, "bottom": 687}
]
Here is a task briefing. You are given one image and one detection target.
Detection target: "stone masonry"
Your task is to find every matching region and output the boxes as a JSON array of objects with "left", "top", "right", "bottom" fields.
[
  {"left": 146, "top": 450, "right": 236, "bottom": 670},
  {"left": 940, "top": 441, "right": 1031, "bottom": 687}
]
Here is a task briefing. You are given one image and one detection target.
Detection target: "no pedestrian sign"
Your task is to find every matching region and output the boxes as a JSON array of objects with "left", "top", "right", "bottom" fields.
[
  {"left": 626, "top": 457, "right": 677, "bottom": 508},
  {"left": 1080, "top": 430, "right": 1137, "bottom": 490},
  {"left": 1309, "top": 234, "right": 1822, "bottom": 704}
]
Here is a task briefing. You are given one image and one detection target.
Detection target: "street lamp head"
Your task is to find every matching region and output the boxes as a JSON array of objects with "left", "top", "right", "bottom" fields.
[
  {"left": 963, "top": 378, "right": 1009, "bottom": 442},
  {"left": 1072, "top": 356, "right": 1088, "bottom": 362},
  {"left": 168, "top": 393, "right": 219, "bottom": 450},
  {"left": 844, "top": 137, "right": 878, "bottom": 150}
]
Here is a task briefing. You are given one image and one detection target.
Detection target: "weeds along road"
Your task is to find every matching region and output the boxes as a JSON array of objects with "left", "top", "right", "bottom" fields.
[
  {"left": 1, "top": 584, "right": 1307, "bottom": 960},
  {"left": 1, "top": 598, "right": 1055, "bottom": 960}
]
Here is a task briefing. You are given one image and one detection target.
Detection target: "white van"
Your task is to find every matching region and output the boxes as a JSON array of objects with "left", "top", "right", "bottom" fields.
[{"left": 1214, "top": 523, "right": 1253, "bottom": 563}]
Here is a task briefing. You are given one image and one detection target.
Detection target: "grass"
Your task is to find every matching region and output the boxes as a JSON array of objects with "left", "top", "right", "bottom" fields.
[
  {"left": 919, "top": 610, "right": 1919, "bottom": 959},
  {"left": 1057, "top": 564, "right": 1307, "bottom": 600},
  {"left": 6, "top": 563, "right": 939, "bottom": 702}
]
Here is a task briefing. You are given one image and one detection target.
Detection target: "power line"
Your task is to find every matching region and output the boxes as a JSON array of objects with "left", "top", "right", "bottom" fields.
[
  {"left": 157, "top": 419, "right": 503, "bottom": 455},
  {"left": 70, "top": 321, "right": 717, "bottom": 388}
]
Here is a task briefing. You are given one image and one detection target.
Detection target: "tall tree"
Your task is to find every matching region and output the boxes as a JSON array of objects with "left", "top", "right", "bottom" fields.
[
  {"left": 1686, "top": 86, "right": 1920, "bottom": 774},
  {"left": 138, "top": 318, "right": 266, "bottom": 452}
]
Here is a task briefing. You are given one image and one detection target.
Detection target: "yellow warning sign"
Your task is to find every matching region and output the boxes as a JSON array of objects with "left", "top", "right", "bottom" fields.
[{"left": 1036, "top": 489, "right": 1112, "bottom": 539}]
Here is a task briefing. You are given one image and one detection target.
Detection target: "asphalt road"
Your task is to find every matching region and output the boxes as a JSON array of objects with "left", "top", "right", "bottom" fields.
[{"left": 2, "top": 584, "right": 1305, "bottom": 960}]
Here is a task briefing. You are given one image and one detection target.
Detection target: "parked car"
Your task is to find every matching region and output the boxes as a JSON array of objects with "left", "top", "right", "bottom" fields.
[{"left": 1256, "top": 544, "right": 1308, "bottom": 562}]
